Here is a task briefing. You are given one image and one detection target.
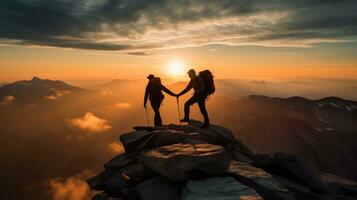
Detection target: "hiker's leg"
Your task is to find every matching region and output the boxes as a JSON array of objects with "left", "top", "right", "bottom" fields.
[
  {"left": 151, "top": 101, "right": 162, "bottom": 126},
  {"left": 198, "top": 96, "right": 209, "bottom": 124},
  {"left": 183, "top": 96, "right": 198, "bottom": 120}
]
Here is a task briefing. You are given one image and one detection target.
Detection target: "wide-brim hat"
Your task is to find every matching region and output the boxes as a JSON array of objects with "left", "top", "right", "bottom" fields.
[{"left": 147, "top": 74, "right": 155, "bottom": 79}]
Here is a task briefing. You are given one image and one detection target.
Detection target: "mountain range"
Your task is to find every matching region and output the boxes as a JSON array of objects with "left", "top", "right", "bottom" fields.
[
  {"left": 0, "top": 76, "right": 85, "bottom": 104},
  {"left": 0, "top": 77, "right": 357, "bottom": 200}
]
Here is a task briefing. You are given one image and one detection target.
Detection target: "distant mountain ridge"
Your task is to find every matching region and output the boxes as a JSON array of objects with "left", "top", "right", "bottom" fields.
[
  {"left": 0, "top": 76, "right": 85, "bottom": 103},
  {"left": 224, "top": 95, "right": 357, "bottom": 181}
]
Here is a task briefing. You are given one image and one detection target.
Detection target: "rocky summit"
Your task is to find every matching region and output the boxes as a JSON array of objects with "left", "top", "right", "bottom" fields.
[{"left": 87, "top": 120, "right": 357, "bottom": 200}]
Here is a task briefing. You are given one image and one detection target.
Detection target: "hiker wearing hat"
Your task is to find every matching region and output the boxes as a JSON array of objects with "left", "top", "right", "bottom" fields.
[
  {"left": 144, "top": 74, "right": 176, "bottom": 126},
  {"left": 177, "top": 69, "right": 215, "bottom": 128}
]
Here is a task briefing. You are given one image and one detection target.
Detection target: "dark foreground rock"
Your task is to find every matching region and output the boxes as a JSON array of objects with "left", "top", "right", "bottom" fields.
[
  {"left": 88, "top": 120, "right": 357, "bottom": 200},
  {"left": 182, "top": 177, "right": 263, "bottom": 200}
]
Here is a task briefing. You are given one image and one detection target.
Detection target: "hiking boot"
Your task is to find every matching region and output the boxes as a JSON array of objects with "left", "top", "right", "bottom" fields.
[
  {"left": 201, "top": 123, "right": 210, "bottom": 128},
  {"left": 180, "top": 118, "right": 190, "bottom": 123}
]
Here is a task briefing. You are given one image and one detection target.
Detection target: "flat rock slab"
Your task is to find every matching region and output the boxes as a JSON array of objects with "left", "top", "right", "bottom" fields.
[
  {"left": 228, "top": 161, "right": 295, "bottom": 200},
  {"left": 141, "top": 143, "right": 229, "bottom": 181},
  {"left": 182, "top": 176, "right": 263, "bottom": 200}
]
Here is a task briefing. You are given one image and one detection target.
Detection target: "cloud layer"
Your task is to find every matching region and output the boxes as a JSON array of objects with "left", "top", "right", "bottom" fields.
[
  {"left": 67, "top": 112, "right": 112, "bottom": 132},
  {"left": 1, "top": 0, "right": 357, "bottom": 51},
  {"left": 0, "top": 95, "right": 15, "bottom": 105},
  {"left": 48, "top": 170, "right": 93, "bottom": 200}
]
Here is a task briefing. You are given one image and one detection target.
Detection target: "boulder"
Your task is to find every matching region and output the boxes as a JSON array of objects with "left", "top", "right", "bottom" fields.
[
  {"left": 104, "top": 152, "right": 136, "bottom": 170},
  {"left": 182, "top": 176, "right": 263, "bottom": 200},
  {"left": 136, "top": 176, "right": 182, "bottom": 200},
  {"left": 228, "top": 161, "right": 295, "bottom": 200},
  {"left": 189, "top": 119, "right": 234, "bottom": 141},
  {"left": 120, "top": 162, "right": 154, "bottom": 184},
  {"left": 271, "top": 153, "right": 327, "bottom": 192},
  {"left": 120, "top": 130, "right": 154, "bottom": 152},
  {"left": 104, "top": 172, "right": 129, "bottom": 194},
  {"left": 87, "top": 169, "right": 116, "bottom": 190},
  {"left": 141, "top": 143, "right": 229, "bottom": 181}
]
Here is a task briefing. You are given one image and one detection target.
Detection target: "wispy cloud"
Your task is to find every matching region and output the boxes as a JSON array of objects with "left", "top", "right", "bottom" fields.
[
  {"left": 0, "top": 0, "right": 356, "bottom": 51},
  {"left": 67, "top": 112, "right": 112, "bottom": 132},
  {"left": 107, "top": 142, "right": 124, "bottom": 154},
  {"left": 48, "top": 170, "right": 94, "bottom": 200},
  {"left": 0, "top": 95, "right": 15, "bottom": 105},
  {"left": 44, "top": 89, "right": 71, "bottom": 100},
  {"left": 113, "top": 102, "right": 131, "bottom": 109}
]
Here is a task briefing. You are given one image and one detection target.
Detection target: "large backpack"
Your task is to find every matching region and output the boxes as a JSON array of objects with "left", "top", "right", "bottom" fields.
[
  {"left": 149, "top": 77, "right": 164, "bottom": 101},
  {"left": 199, "top": 70, "right": 215, "bottom": 95}
]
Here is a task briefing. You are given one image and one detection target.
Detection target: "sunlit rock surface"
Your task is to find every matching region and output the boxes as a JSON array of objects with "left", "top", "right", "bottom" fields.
[{"left": 88, "top": 120, "right": 357, "bottom": 200}]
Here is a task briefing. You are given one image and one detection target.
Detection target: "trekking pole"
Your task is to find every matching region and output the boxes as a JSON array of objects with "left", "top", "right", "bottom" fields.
[
  {"left": 176, "top": 97, "right": 181, "bottom": 125},
  {"left": 144, "top": 107, "right": 150, "bottom": 126}
]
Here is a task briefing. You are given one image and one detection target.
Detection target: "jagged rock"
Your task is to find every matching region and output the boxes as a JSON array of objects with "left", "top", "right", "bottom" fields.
[
  {"left": 136, "top": 176, "right": 182, "bottom": 200},
  {"left": 141, "top": 143, "right": 229, "bottom": 181},
  {"left": 228, "top": 140, "right": 255, "bottom": 163},
  {"left": 133, "top": 126, "right": 158, "bottom": 131},
  {"left": 89, "top": 123, "right": 357, "bottom": 200},
  {"left": 87, "top": 169, "right": 116, "bottom": 190},
  {"left": 271, "top": 153, "right": 328, "bottom": 192},
  {"left": 104, "top": 172, "right": 129, "bottom": 193},
  {"left": 182, "top": 176, "right": 263, "bottom": 200},
  {"left": 104, "top": 152, "right": 136, "bottom": 170},
  {"left": 189, "top": 119, "right": 234, "bottom": 140},
  {"left": 120, "top": 130, "right": 154, "bottom": 152},
  {"left": 318, "top": 172, "right": 357, "bottom": 195},
  {"left": 120, "top": 162, "right": 154, "bottom": 184},
  {"left": 228, "top": 161, "right": 295, "bottom": 200}
]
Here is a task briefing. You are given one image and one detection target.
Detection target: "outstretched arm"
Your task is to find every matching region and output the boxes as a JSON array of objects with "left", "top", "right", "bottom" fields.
[
  {"left": 178, "top": 81, "right": 193, "bottom": 96},
  {"left": 144, "top": 85, "right": 149, "bottom": 107},
  {"left": 161, "top": 85, "right": 176, "bottom": 96}
]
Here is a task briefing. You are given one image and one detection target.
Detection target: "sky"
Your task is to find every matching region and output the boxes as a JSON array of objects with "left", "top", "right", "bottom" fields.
[{"left": 1, "top": 0, "right": 357, "bottom": 82}]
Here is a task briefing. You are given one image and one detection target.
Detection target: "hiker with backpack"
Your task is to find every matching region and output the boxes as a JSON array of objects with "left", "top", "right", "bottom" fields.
[
  {"left": 144, "top": 74, "right": 176, "bottom": 127},
  {"left": 176, "top": 69, "right": 215, "bottom": 128}
]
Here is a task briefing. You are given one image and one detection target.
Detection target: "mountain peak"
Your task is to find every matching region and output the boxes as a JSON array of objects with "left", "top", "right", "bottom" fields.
[
  {"left": 31, "top": 76, "right": 41, "bottom": 81},
  {"left": 87, "top": 120, "right": 357, "bottom": 200}
]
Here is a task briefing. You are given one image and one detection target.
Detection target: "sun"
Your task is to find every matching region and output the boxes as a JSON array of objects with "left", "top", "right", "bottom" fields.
[{"left": 167, "top": 60, "right": 186, "bottom": 77}]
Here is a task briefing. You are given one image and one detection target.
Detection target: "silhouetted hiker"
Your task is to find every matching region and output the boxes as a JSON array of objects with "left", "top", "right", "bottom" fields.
[
  {"left": 144, "top": 74, "right": 176, "bottom": 127},
  {"left": 177, "top": 69, "right": 215, "bottom": 128}
]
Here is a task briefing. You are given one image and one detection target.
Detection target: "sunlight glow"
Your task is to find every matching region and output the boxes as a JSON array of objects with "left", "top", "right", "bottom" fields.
[{"left": 167, "top": 60, "right": 186, "bottom": 77}]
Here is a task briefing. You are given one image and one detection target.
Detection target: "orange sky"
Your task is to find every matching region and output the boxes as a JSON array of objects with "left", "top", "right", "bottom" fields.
[
  {"left": 1, "top": 43, "right": 357, "bottom": 82},
  {"left": 1, "top": 1, "right": 357, "bottom": 82}
]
